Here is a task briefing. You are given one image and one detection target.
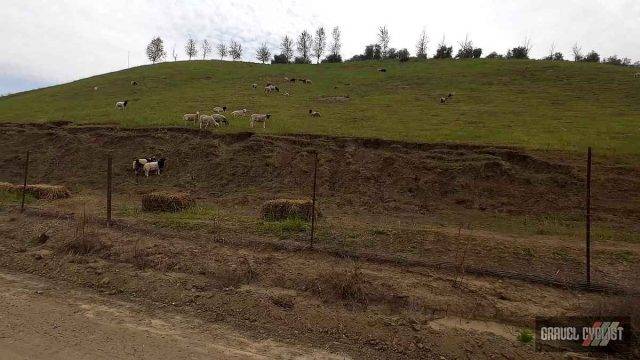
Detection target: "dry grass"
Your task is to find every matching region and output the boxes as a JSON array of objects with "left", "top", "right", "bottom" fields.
[
  {"left": 59, "top": 209, "right": 108, "bottom": 255},
  {"left": 307, "top": 266, "right": 369, "bottom": 305},
  {"left": 261, "top": 199, "right": 314, "bottom": 221},
  {"left": 141, "top": 191, "right": 194, "bottom": 212},
  {"left": 0, "top": 182, "right": 70, "bottom": 200}
]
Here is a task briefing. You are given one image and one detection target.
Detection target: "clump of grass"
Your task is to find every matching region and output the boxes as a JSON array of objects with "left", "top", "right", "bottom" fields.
[
  {"left": 60, "top": 209, "right": 108, "bottom": 255},
  {"left": 216, "top": 258, "right": 259, "bottom": 288},
  {"left": 258, "top": 216, "right": 309, "bottom": 238},
  {"left": 517, "top": 329, "right": 534, "bottom": 343},
  {"left": 128, "top": 239, "right": 150, "bottom": 270},
  {"left": 308, "top": 266, "right": 368, "bottom": 305},
  {"left": 0, "top": 186, "right": 35, "bottom": 207}
]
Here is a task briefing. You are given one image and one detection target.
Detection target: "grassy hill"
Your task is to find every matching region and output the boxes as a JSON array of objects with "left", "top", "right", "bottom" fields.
[{"left": 1, "top": 59, "right": 639, "bottom": 156}]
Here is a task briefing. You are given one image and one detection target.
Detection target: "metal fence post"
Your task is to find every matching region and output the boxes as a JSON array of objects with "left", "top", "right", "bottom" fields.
[
  {"left": 586, "top": 147, "right": 592, "bottom": 286},
  {"left": 310, "top": 151, "right": 318, "bottom": 249},
  {"left": 107, "top": 154, "right": 113, "bottom": 227},
  {"left": 20, "top": 151, "right": 30, "bottom": 213}
]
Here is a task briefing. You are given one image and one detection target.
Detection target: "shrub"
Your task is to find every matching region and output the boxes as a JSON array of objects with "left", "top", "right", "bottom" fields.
[
  {"left": 543, "top": 52, "right": 564, "bottom": 61},
  {"left": 397, "top": 48, "right": 410, "bottom": 62},
  {"left": 434, "top": 44, "right": 453, "bottom": 59},
  {"left": 486, "top": 51, "right": 504, "bottom": 59},
  {"left": 322, "top": 54, "right": 342, "bottom": 63},
  {"left": 603, "top": 55, "right": 631, "bottom": 66},
  {"left": 141, "top": 191, "right": 194, "bottom": 212},
  {"left": 385, "top": 48, "right": 398, "bottom": 59},
  {"left": 271, "top": 53, "right": 289, "bottom": 64},
  {"left": 309, "top": 267, "right": 368, "bottom": 305},
  {"left": 582, "top": 50, "right": 600, "bottom": 62},
  {"left": 517, "top": 329, "right": 534, "bottom": 343},
  {"left": 294, "top": 56, "right": 311, "bottom": 64},
  {"left": 506, "top": 46, "right": 529, "bottom": 59}
]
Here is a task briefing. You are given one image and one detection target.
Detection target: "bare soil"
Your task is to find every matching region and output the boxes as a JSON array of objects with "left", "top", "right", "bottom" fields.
[{"left": 0, "top": 123, "right": 638, "bottom": 359}]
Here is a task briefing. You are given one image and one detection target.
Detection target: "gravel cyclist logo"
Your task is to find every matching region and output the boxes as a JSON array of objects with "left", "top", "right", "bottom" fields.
[{"left": 535, "top": 317, "right": 633, "bottom": 353}]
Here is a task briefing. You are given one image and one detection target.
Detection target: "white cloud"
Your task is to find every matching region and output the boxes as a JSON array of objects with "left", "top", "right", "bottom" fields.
[{"left": 1, "top": 0, "right": 639, "bottom": 93}]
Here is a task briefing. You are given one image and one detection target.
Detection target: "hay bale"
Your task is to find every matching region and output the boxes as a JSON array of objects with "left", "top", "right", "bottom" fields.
[
  {"left": 141, "top": 191, "right": 194, "bottom": 212},
  {"left": 2, "top": 182, "right": 70, "bottom": 200},
  {"left": 261, "top": 199, "right": 315, "bottom": 221},
  {"left": 17, "top": 184, "right": 71, "bottom": 200}
]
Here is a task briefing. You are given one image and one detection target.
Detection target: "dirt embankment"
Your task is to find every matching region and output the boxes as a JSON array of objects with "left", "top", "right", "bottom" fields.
[{"left": 1, "top": 122, "right": 638, "bottom": 226}]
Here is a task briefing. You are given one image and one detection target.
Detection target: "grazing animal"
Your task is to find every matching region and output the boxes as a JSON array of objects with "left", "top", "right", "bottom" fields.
[
  {"left": 250, "top": 113, "right": 271, "bottom": 129},
  {"left": 289, "top": 78, "right": 296, "bottom": 83},
  {"left": 131, "top": 81, "right": 138, "bottom": 86},
  {"left": 304, "top": 79, "right": 313, "bottom": 84},
  {"left": 231, "top": 109, "right": 248, "bottom": 117},
  {"left": 213, "top": 106, "right": 227, "bottom": 113},
  {"left": 635, "top": 73, "right": 640, "bottom": 78},
  {"left": 440, "top": 97, "right": 447, "bottom": 104},
  {"left": 213, "top": 113, "right": 228, "bottom": 126},
  {"left": 447, "top": 93, "right": 454, "bottom": 98},
  {"left": 115, "top": 100, "right": 129, "bottom": 110},
  {"left": 297, "top": 78, "right": 306, "bottom": 83},
  {"left": 252, "top": 83, "right": 258, "bottom": 89},
  {"left": 378, "top": 68, "right": 387, "bottom": 72},
  {"left": 133, "top": 157, "right": 157, "bottom": 175},
  {"left": 309, "top": 109, "right": 321, "bottom": 117},
  {"left": 264, "top": 84, "right": 279, "bottom": 94},
  {"left": 199, "top": 114, "right": 220, "bottom": 129},
  {"left": 93, "top": 86, "right": 99, "bottom": 91},
  {"left": 183, "top": 111, "right": 200, "bottom": 124},
  {"left": 143, "top": 159, "right": 166, "bottom": 177},
  {"left": 284, "top": 77, "right": 289, "bottom": 81}
]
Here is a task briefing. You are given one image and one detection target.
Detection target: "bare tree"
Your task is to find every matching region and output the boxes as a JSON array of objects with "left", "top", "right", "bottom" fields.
[
  {"left": 185, "top": 37, "right": 198, "bottom": 60},
  {"left": 216, "top": 43, "right": 227, "bottom": 60},
  {"left": 330, "top": 26, "right": 342, "bottom": 57},
  {"left": 201, "top": 39, "right": 212, "bottom": 60},
  {"left": 416, "top": 29, "right": 428, "bottom": 59},
  {"left": 297, "top": 30, "right": 313, "bottom": 61},
  {"left": 171, "top": 45, "right": 178, "bottom": 61},
  {"left": 572, "top": 42, "right": 583, "bottom": 61},
  {"left": 312, "top": 26, "right": 326, "bottom": 63},
  {"left": 377, "top": 26, "right": 390, "bottom": 57},
  {"left": 256, "top": 43, "right": 271, "bottom": 63},
  {"left": 280, "top": 35, "right": 294, "bottom": 62},
  {"left": 548, "top": 42, "right": 556, "bottom": 59},
  {"left": 229, "top": 40, "right": 243, "bottom": 60},
  {"left": 146, "top": 36, "right": 166, "bottom": 64}
]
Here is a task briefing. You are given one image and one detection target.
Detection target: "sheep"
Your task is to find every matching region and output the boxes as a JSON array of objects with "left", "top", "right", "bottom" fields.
[
  {"left": 289, "top": 78, "right": 296, "bottom": 83},
  {"left": 635, "top": 73, "right": 640, "bottom": 78},
  {"left": 264, "top": 84, "right": 279, "bottom": 94},
  {"left": 143, "top": 159, "right": 166, "bottom": 177},
  {"left": 199, "top": 114, "right": 220, "bottom": 129},
  {"left": 378, "top": 68, "right": 387, "bottom": 72},
  {"left": 213, "top": 106, "right": 227, "bottom": 113},
  {"left": 93, "top": 86, "right": 99, "bottom": 91},
  {"left": 132, "top": 157, "right": 157, "bottom": 176},
  {"left": 213, "top": 113, "right": 229, "bottom": 126},
  {"left": 115, "top": 100, "right": 129, "bottom": 110},
  {"left": 252, "top": 83, "right": 258, "bottom": 89},
  {"left": 309, "top": 109, "right": 321, "bottom": 117},
  {"left": 297, "top": 78, "right": 305, "bottom": 82},
  {"left": 284, "top": 77, "right": 289, "bottom": 81},
  {"left": 131, "top": 81, "right": 138, "bottom": 86},
  {"left": 183, "top": 111, "right": 200, "bottom": 125},
  {"left": 440, "top": 97, "right": 447, "bottom": 104},
  {"left": 231, "top": 109, "right": 248, "bottom": 117},
  {"left": 304, "top": 79, "right": 313, "bottom": 84},
  {"left": 250, "top": 113, "right": 271, "bottom": 129}
]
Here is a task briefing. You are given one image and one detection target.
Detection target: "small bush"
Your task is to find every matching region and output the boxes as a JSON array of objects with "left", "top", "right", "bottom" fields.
[
  {"left": 434, "top": 44, "right": 453, "bottom": 59},
  {"left": 309, "top": 267, "right": 368, "bottom": 305},
  {"left": 517, "top": 329, "right": 534, "bottom": 343},
  {"left": 141, "top": 191, "right": 194, "bottom": 212},
  {"left": 506, "top": 46, "right": 529, "bottom": 59},
  {"left": 486, "top": 52, "right": 504, "bottom": 59},
  {"left": 271, "top": 53, "right": 289, "bottom": 64},
  {"left": 322, "top": 54, "right": 342, "bottom": 63},
  {"left": 397, "top": 49, "right": 410, "bottom": 62},
  {"left": 294, "top": 57, "right": 311, "bottom": 64}
]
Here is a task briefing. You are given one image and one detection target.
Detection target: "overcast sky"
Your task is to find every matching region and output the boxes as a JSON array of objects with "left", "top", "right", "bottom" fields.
[{"left": 1, "top": 0, "right": 639, "bottom": 95}]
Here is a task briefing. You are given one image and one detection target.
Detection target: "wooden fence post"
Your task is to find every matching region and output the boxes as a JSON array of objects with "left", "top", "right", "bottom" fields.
[{"left": 20, "top": 151, "right": 30, "bottom": 213}]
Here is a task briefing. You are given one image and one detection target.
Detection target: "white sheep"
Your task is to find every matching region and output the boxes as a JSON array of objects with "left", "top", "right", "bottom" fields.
[
  {"left": 213, "top": 106, "right": 227, "bottom": 113},
  {"left": 93, "top": 86, "right": 99, "bottom": 91},
  {"left": 199, "top": 114, "right": 220, "bottom": 129},
  {"left": 115, "top": 100, "right": 128, "bottom": 110},
  {"left": 309, "top": 109, "right": 321, "bottom": 117},
  {"left": 250, "top": 113, "right": 271, "bottom": 129},
  {"left": 264, "top": 85, "right": 279, "bottom": 94},
  {"left": 183, "top": 111, "right": 200, "bottom": 125},
  {"left": 231, "top": 109, "right": 248, "bottom": 117},
  {"left": 252, "top": 83, "right": 258, "bottom": 89},
  {"left": 143, "top": 159, "right": 166, "bottom": 177},
  {"left": 635, "top": 73, "right": 640, "bottom": 78},
  {"left": 213, "top": 113, "right": 228, "bottom": 126}
]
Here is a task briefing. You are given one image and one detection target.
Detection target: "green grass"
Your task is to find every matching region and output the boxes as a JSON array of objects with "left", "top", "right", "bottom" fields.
[
  {"left": 118, "top": 205, "right": 220, "bottom": 231},
  {"left": 0, "top": 189, "right": 35, "bottom": 209},
  {"left": 1, "top": 59, "right": 639, "bottom": 155},
  {"left": 258, "top": 217, "right": 310, "bottom": 239}
]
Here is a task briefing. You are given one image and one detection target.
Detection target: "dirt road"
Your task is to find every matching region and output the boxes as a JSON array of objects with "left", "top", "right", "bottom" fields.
[{"left": 0, "top": 272, "right": 345, "bottom": 360}]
